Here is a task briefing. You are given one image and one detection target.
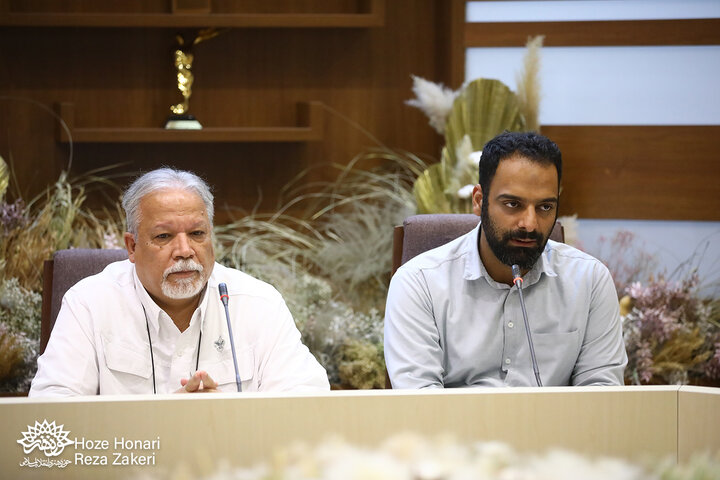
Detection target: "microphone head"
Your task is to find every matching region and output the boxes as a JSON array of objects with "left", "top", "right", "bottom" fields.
[
  {"left": 218, "top": 283, "right": 229, "bottom": 306},
  {"left": 511, "top": 264, "right": 521, "bottom": 280}
]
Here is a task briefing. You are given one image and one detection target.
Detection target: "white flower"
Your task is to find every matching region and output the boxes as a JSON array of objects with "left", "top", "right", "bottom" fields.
[
  {"left": 454, "top": 136, "right": 474, "bottom": 174},
  {"left": 452, "top": 138, "right": 481, "bottom": 193},
  {"left": 457, "top": 184, "right": 474, "bottom": 199},
  {"left": 406, "top": 75, "right": 458, "bottom": 134},
  {"left": 102, "top": 229, "right": 122, "bottom": 249},
  {"left": 469, "top": 150, "right": 482, "bottom": 166}
]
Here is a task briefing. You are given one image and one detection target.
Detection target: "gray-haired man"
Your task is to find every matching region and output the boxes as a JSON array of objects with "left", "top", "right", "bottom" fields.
[{"left": 31, "top": 168, "right": 329, "bottom": 396}]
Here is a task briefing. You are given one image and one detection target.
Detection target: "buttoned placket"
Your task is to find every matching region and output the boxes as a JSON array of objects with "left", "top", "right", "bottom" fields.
[
  {"left": 132, "top": 268, "right": 210, "bottom": 393},
  {"left": 501, "top": 287, "right": 524, "bottom": 376},
  {"left": 165, "top": 309, "right": 203, "bottom": 386}
]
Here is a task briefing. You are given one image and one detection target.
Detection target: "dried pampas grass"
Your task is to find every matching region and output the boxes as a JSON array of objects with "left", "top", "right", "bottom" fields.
[
  {"left": 406, "top": 75, "right": 457, "bottom": 135},
  {"left": 516, "top": 35, "right": 544, "bottom": 133}
]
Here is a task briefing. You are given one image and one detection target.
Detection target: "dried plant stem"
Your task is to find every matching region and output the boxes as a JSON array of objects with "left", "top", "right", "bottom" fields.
[{"left": 516, "top": 35, "right": 544, "bottom": 133}]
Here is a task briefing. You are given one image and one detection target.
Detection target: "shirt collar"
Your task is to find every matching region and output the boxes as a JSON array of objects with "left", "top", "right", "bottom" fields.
[
  {"left": 462, "top": 222, "right": 558, "bottom": 286},
  {"left": 132, "top": 264, "right": 213, "bottom": 334},
  {"left": 463, "top": 223, "right": 484, "bottom": 281}
]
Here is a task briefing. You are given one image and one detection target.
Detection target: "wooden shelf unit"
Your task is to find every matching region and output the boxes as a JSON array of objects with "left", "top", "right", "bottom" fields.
[
  {"left": 55, "top": 102, "right": 324, "bottom": 143},
  {"left": 0, "top": 0, "right": 385, "bottom": 28}
]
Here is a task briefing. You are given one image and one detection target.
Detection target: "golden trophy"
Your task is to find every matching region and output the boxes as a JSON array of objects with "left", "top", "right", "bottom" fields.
[{"left": 165, "top": 28, "right": 224, "bottom": 130}]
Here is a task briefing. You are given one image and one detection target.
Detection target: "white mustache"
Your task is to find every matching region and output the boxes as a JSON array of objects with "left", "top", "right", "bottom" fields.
[{"left": 163, "top": 259, "right": 203, "bottom": 280}]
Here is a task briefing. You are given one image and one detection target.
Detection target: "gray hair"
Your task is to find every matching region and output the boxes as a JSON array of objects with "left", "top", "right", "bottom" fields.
[{"left": 121, "top": 168, "right": 214, "bottom": 236}]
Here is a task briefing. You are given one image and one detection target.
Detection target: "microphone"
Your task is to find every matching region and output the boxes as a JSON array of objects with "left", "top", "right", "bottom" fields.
[
  {"left": 512, "top": 265, "right": 542, "bottom": 387},
  {"left": 218, "top": 283, "right": 242, "bottom": 392}
]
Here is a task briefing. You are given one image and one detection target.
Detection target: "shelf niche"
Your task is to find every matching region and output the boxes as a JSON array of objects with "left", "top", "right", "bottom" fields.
[{"left": 55, "top": 101, "right": 325, "bottom": 144}]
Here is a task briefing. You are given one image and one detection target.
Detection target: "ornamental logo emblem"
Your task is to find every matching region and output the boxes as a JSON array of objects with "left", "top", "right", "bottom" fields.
[{"left": 17, "top": 419, "right": 74, "bottom": 457}]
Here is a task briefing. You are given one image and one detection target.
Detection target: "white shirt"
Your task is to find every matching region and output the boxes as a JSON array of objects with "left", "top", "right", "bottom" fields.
[
  {"left": 384, "top": 224, "right": 627, "bottom": 388},
  {"left": 30, "top": 260, "right": 329, "bottom": 396}
]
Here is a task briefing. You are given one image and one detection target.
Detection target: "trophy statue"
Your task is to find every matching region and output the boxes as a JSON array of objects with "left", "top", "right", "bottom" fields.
[{"left": 165, "top": 28, "right": 224, "bottom": 130}]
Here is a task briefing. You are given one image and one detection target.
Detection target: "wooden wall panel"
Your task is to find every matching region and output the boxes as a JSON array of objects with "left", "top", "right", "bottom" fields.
[
  {"left": 545, "top": 126, "right": 720, "bottom": 221},
  {"left": 463, "top": 13, "right": 720, "bottom": 221},
  {"left": 465, "top": 19, "right": 720, "bottom": 47},
  {"left": 433, "top": 0, "right": 465, "bottom": 88},
  {"left": 0, "top": 0, "right": 450, "bottom": 223}
]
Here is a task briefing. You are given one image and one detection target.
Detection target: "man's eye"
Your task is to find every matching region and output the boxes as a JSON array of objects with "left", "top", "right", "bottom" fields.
[
  {"left": 539, "top": 204, "right": 555, "bottom": 212},
  {"left": 190, "top": 231, "right": 206, "bottom": 237},
  {"left": 155, "top": 233, "right": 170, "bottom": 240},
  {"left": 504, "top": 201, "right": 519, "bottom": 208}
]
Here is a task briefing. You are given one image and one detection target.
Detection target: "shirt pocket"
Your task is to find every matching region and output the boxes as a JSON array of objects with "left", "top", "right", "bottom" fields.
[
  {"left": 101, "top": 336, "right": 153, "bottom": 393},
  {"left": 205, "top": 347, "right": 256, "bottom": 393},
  {"left": 530, "top": 329, "right": 581, "bottom": 386}
]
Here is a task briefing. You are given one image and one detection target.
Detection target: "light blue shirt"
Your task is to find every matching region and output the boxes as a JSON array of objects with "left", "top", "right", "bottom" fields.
[{"left": 384, "top": 223, "right": 627, "bottom": 388}]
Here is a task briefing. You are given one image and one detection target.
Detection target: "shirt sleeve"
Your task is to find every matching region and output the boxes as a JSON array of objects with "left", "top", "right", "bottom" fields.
[
  {"left": 29, "top": 291, "right": 100, "bottom": 397},
  {"left": 571, "top": 263, "right": 628, "bottom": 386},
  {"left": 255, "top": 296, "right": 330, "bottom": 392},
  {"left": 384, "top": 266, "right": 445, "bottom": 389}
]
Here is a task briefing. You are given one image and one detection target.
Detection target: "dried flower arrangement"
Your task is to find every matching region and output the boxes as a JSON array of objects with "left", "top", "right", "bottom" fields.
[
  {"left": 137, "top": 433, "right": 720, "bottom": 480},
  {"left": 0, "top": 154, "right": 127, "bottom": 392},
  {"left": 622, "top": 274, "right": 720, "bottom": 385},
  {"left": 213, "top": 150, "right": 423, "bottom": 388},
  {"left": 408, "top": 36, "right": 544, "bottom": 215},
  {"left": 596, "top": 231, "right": 720, "bottom": 386}
]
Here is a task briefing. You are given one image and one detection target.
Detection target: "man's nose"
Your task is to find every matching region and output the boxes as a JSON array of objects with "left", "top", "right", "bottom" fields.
[
  {"left": 172, "top": 233, "right": 195, "bottom": 258},
  {"left": 518, "top": 207, "right": 538, "bottom": 232}
]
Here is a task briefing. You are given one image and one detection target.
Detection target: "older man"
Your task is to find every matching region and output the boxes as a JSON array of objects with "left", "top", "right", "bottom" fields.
[{"left": 31, "top": 168, "right": 329, "bottom": 395}]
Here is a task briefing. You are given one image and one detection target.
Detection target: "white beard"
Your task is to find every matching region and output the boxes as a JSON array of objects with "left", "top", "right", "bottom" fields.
[{"left": 161, "top": 259, "right": 206, "bottom": 299}]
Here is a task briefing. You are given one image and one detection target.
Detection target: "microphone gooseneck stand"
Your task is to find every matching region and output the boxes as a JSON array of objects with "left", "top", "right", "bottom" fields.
[{"left": 512, "top": 264, "right": 542, "bottom": 387}]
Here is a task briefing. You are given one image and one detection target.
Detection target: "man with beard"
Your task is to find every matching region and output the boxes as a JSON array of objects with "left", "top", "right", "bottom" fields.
[
  {"left": 384, "top": 131, "right": 627, "bottom": 388},
  {"left": 31, "top": 168, "right": 329, "bottom": 396}
]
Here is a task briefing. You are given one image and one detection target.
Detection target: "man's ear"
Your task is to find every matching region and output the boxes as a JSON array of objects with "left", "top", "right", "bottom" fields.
[
  {"left": 124, "top": 232, "right": 137, "bottom": 263},
  {"left": 471, "top": 184, "right": 483, "bottom": 216}
]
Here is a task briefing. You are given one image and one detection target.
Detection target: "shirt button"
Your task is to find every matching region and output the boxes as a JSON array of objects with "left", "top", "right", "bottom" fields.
[
  {"left": 505, "top": 358, "right": 511, "bottom": 365},
  {"left": 508, "top": 322, "right": 514, "bottom": 328}
]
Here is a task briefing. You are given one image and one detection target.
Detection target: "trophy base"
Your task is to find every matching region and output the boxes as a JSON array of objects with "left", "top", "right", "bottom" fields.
[{"left": 165, "top": 114, "right": 202, "bottom": 130}]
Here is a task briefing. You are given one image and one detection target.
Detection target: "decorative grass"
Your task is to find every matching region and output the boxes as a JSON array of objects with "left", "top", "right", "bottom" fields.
[
  {"left": 516, "top": 35, "right": 544, "bottom": 133},
  {"left": 212, "top": 149, "right": 427, "bottom": 386}
]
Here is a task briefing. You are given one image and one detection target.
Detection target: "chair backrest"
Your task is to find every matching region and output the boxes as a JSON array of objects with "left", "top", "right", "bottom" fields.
[
  {"left": 40, "top": 248, "right": 128, "bottom": 354},
  {"left": 392, "top": 214, "right": 564, "bottom": 274}
]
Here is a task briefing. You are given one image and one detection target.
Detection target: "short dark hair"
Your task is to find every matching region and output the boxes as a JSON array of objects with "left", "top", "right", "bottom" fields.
[{"left": 479, "top": 131, "right": 562, "bottom": 196}]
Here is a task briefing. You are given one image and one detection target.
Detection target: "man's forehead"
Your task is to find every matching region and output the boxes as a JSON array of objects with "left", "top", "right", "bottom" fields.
[
  {"left": 495, "top": 156, "right": 559, "bottom": 183},
  {"left": 489, "top": 157, "right": 559, "bottom": 199},
  {"left": 147, "top": 217, "right": 209, "bottom": 229},
  {"left": 138, "top": 189, "right": 209, "bottom": 222}
]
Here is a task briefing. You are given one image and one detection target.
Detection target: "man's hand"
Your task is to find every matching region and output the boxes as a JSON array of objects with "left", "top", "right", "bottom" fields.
[{"left": 175, "top": 370, "right": 219, "bottom": 393}]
